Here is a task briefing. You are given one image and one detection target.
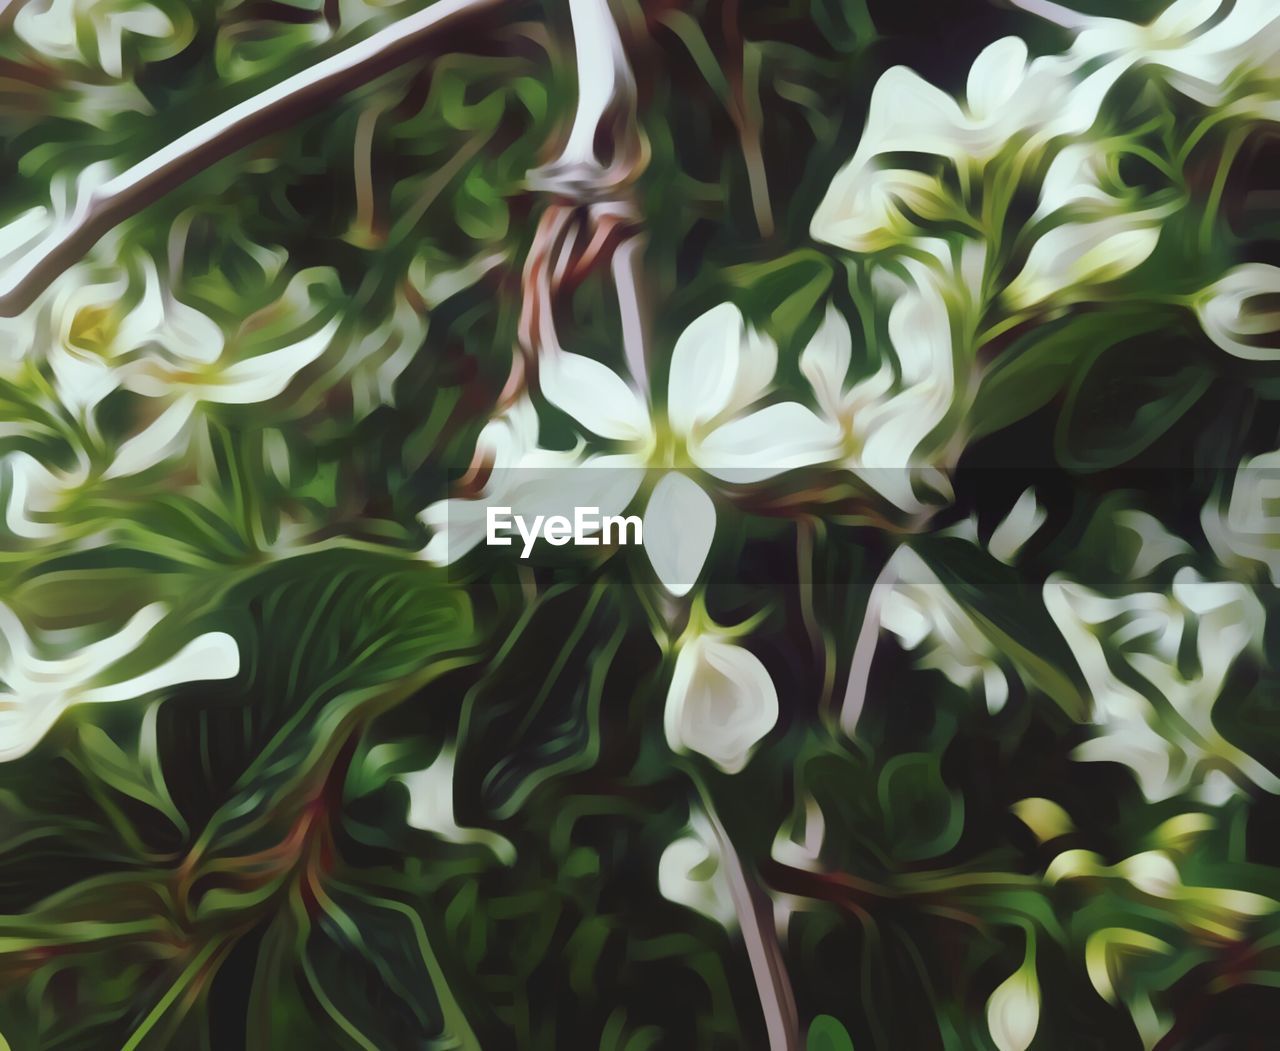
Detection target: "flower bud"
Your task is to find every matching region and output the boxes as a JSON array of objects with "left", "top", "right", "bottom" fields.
[
  {"left": 664, "top": 630, "right": 778, "bottom": 774},
  {"left": 1196, "top": 263, "right": 1280, "bottom": 361}
]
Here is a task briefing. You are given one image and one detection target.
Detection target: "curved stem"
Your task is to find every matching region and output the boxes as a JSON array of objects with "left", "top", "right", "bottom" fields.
[
  {"left": 839, "top": 550, "right": 900, "bottom": 737},
  {"left": 0, "top": 0, "right": 505, "bottom": 317},
  {"left": 696, "top": 786, "right": 801, "bottom": 1051},
  {"left": 1006, "top": 0, "right": 1092, "bottom": 29},
  {"left": 0, "top": 0, "right": 25, "bottom": 33}
]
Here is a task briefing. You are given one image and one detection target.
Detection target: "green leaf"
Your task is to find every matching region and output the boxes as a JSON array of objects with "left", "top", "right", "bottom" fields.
[
  {"left": 877, "top": 752, "right": 963, "bottom": 861},
  {"left": 972, "top": 311, "right": 1167, "bottom": 440},
  {"left": 808, "top": 1014, "right": 856, "bottom": 1051},
  {"left": 1056, "top": 331, "right": 1214, "bottom": 471}
]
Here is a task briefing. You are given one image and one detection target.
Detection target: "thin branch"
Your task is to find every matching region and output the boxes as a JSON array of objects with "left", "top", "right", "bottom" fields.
[
  {"left": 1005, "top": 0, "right": 1092, "bottom": 30},
  {"left": 722, "top": 0, "right": 774, "bottom": 238},
  {"left": 0, "top": 0, "right": 25, "bottom": 33},
  {"left": 511, "top": 0, "right": 650, "bottom": 402},
  {"left": 702, "top": 795, "right": 801, "bottom": 1051},
  {"left": 838, "top": 550, "right": 901, "bottom": 737},
  {"left": 0, "top": 0, "right": 505, "bottom": 317}
]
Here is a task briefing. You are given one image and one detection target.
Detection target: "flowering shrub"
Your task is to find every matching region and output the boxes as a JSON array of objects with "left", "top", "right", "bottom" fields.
[{"left": 0, "top": 0, "right": 1279, "bottom": 1047}]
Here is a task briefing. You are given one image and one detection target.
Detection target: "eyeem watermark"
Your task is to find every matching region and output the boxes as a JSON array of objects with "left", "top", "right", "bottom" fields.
[{"left": 486, "top": 506, "right": 643, "bottom": 558}]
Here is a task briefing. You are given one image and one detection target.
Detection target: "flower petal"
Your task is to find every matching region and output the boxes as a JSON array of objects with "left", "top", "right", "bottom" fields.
[
  {"left": 696, "top": 402, "right": 841, "bottom": 483},
  {"left": 664, "top": 633, "right": 779, "bottom": 774},
  {"left": 1005, "top": 216, "right": 1162, "bottom": 310},
  {"left": 1196, "top": 263, "right": 1280, "bottom": 361},
  {"left": 666, "top": 304, "right": 776, "bottom": 434},
  {"left": 208, "top": 318, "right": 338, "bottom": 404},
  {"left": 643, "top": 472, "right": 716, "bottom": 597},
  {"left": 799, "top": 305, "right": 853, "bottom": 421},
  {"left": 539, "top": 349, "right": 651, "bottom": 442},
  {"left": 967, "top": 37, "right": 1028, "bottom": 122},
  {"left": 657, "top": 811, "right": 736, "bottom": 928},
  {"left": 986, "top": 958, "right": 1040, "bottom": 1051}
]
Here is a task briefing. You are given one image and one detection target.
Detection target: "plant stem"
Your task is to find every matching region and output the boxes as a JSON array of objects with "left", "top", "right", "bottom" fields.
[
  {"left": 697, "top": 787, "right": 802, "bottom": 1051},
  {"left": 839, "top": 550, "right": 900, "bottom": 737},
  {"left": 517, "top": 0, "right": 650, "bottom": 392},
  {"left": 1006, "top": 0, "right": 1091, "bottom": 29},
  {"left": 0, "top": 0, "right": 506, "bottom": 317}
]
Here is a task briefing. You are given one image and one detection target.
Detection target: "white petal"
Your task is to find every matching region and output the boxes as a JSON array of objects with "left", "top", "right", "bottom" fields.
[
  {"left": 1118, "top": 850, "right": 1181, "bottom": 898},
  {"left": 209, "top": 319, "right": 337, "bottom": 403},
  {"left": 82, "top": 631, "right": 240, "bottom": 706},
  {"left": 1196, "top": 263, "right": 1280, "bottom": 361},
  {"left": 643, "top": 473, "right": 716, "bottom": 597},
  {"left": 799, "top": 305, "right": 853, "bottom": 420},
  {"left": 1035, "top": 144, "right": 1114, "bottom": 219},
  {"left": 0, "top": 689, "right": 66, "bottom": 764},
  {"left": 986, "top": 960, "right": 1040, "bottom": 1051},
  {"left": 401, "top": 747, "right": 515, "bottom": 863},
  {"left": 657, "top": 812, "right": 736, "bottom": 928},
  {"left": 696, "top": 402, "right": 841, "bottom": 483},
  {"left": 810, "top": 163, "right": 944, "bottom": 253},
  {"left": 853, "top": 65, "right": 967, "bottom": 161},
  {"left": 421, "top": 496, "right": 492, "bottom": 565},
  {"left": 967, "top": 38, "right": 1028, "bottom": 122},
  {"left": 988, "top": 488, "right": 1047, "bottom": 564},
  {"left": 667, "top": 304, "right": 776, "bottom": 434},
  {"left": 664, "top": 634, "right": 778, "bottom": 774},
  {"left": 539, "top": 350, "right": 651, "bottom": 442},
  {"left": 105, "top": 396, "right": 197, "bottom": 479},
  {"left": 1006, "top": 217, "right": 1161, "bottom": 309}
]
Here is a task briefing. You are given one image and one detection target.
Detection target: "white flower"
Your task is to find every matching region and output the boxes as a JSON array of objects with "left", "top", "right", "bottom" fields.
[
  {"left": 1004, "top": 211, "right": 1164, "bottom": 310},
  {"left": 107, "top": 269, "right": 339, "bottom": 478},
  {"left": 1202, "top": 449, "right": 1280, "bottom": 583},
  {"left": 422, "top": 303, "right": 841, "bottom": 595},
  {"left": 799, "top": 275, "right": 956, "bottom": 513},
  {"left": 0, "top": 603, "right": 238, "bottom": 763},
  {"left": 2, "top": 451, "right": 89, "bottom": 541},
  {"left": 1195, "top": 263, "right": 1280, "bottom": 362},
  {"left": 15, "top": 0, "right": 188, "bottom": 79},
  {"left": 1044, "top": 567, "right": 1278, "bottom": 801},
  {"left": 986, "top": 946, "right": 1040, "bottom": 1051},
  {"left": 1072, "top": 0, "right": 1280, "bottom": 108},
  {"left": 880, "top": 548, "right": 1011, "bottom": 713},
  {"left": 657, "top": 809, "right": 736, "bottom": 928},
  {"left": 874, "top": 489, "right": 1045, "bottom": 714},
  {"left": 664, "top": 627, "right": 778, "bottom": 774},
  {"left": 771, "top": 793, "right": 825, "bottom": 871},
  {"left": 809, "top": 164, "right": 947, "bottom": 254},
  {"left": 47, "top": 258, "right": 225, "bottom": 416},
  {"left": 399, "top": 746, "right": 515, "bottom": 864},
  {"left": 810, "top": 36, "right": 1131, "bottom": 254}
]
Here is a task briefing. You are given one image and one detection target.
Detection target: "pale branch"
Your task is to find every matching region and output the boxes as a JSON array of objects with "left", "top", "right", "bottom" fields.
[
  {"left": 0, "top": 0, "right": 505, "bottom": 317},
  {"left": 527, "top": 0, "right": 641, "bottom": 197},
  {"left": 0, "top": 0, "right": 25, "bottom": 33},
  {"left": 1006, "top": 0, "right": 1092, "bottom": 29},
  {"left": 703, "top": 797, "right": 802, "bottom": 1051},
  {"left": 513, "top": 0, "right": 650, "bottom": 404},
  {"left": 839, "top": 551, "right": 901, "bottom": 737}
]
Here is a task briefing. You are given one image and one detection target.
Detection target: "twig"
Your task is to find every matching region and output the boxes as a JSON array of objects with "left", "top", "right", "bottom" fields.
[
  {"left": 721, "top": 0, "right": 774, "bottom": 238},
  {"left": 701, "top": 793, "right": 801, "bottom": 1051},
  {"left": 1005, "top": 0, "right": 1091, "bottom": 30},
  {"left": 0, "top": 0, "right": 505, "bottom": 317},
  {"left": 511, "top": 0, "right": 650, "bottom": 400},
  {"left": 838, "top": 551, "right": 901, "bottom": 737},
  {"left": 0, "top": 0, "right": 25, "bottom": 33}
]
